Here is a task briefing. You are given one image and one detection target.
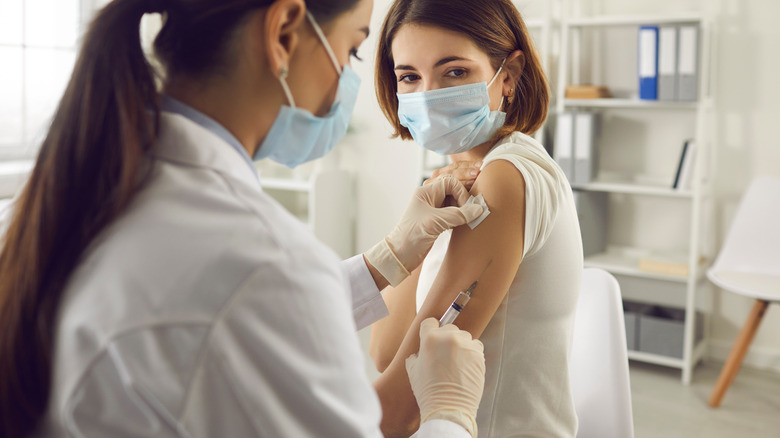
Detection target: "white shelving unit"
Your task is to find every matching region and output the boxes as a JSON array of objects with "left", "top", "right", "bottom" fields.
[
  {"left": 556, "top": 8, "right": 715, "bottom": 384},
  {"left": 257, "top": 164, "right": 355, "bottom": 259}
]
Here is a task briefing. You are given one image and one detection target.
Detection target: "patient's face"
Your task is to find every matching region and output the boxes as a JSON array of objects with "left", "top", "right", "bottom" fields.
[{"left": 391, "top": 24, "right": 504, "bottom": 110}]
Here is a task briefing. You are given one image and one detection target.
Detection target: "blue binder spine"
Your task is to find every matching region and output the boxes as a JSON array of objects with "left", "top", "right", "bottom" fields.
[{"left": 638, "top": 25, "right": 659, "bottom": 100}]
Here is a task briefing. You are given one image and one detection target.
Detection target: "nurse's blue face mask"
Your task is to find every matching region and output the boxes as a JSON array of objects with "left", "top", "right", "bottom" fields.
[
  {"left": 397, "top": 59, "right": 507, "bottom": 155},
  {"left": 254, "top": 12, "right": 361, "bottom": 168}
]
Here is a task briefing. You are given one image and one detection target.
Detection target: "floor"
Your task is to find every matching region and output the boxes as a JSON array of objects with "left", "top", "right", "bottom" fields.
[
  {"left": 357, "top": 329, "right": 780, "bottom": 437},
  {"left": 630, "top": 361, "right": 780, "bottom": 438}
]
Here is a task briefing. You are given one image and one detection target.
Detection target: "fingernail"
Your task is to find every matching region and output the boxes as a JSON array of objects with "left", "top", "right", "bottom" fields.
[
  {"left": 470, "top": 170, "right": 478, "bottom": 177},
  {"left": 473, "top": 161, "right": 482, "bottom": 168}
]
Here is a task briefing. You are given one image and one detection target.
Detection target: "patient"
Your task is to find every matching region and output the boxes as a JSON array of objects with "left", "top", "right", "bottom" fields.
[{"left": 369, "top": 1, "right": 583, "bottom": 437}]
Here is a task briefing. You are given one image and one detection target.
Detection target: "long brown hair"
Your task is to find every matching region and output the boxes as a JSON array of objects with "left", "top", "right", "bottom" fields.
[
  {"left": 0, "top": 0, "right": 358, "bottom": 436},
  {"left": 375, "top": 0, "right": 550, "bottom": 139}
]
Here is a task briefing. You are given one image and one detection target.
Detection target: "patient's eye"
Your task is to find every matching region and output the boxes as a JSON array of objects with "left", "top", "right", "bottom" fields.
[{"left": 398, "top": 73, "right": 421, "bottom": 83}]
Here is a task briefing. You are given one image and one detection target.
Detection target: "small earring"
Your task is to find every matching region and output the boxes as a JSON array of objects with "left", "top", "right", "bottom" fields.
[
  {"left": 507, "top": 89, "right": 514, "bottom": 104},
  {"left": 280, "top": 66, "right": 288, "bottom": 79}
]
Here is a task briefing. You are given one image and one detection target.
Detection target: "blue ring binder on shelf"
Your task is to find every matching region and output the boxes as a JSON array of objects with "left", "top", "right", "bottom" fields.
[{"left": 638, "top": 25, "right": 659, "bottom": 100}]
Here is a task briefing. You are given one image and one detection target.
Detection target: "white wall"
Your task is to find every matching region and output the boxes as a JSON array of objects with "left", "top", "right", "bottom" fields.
[
  {"left": 708, "top": 0, "right": 780, "bottom": 372},
  {"left": 338, "top": 0, "right": 422, "bottom": 253},
  {"left": 344, "top": 0, "right": 780, "bottom": 373}
]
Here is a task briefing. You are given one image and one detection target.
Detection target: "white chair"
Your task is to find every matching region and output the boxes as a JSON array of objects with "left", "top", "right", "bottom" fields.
[
  {"left": 568, "top": 268, "right": 635, "bottom": 438},
  {"left": 706, "top": 176, "right": 780, "bottom": 408}
]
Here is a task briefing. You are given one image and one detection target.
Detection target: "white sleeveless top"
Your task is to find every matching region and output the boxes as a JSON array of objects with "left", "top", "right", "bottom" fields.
[{"left": 416, "top": 132, "right": 583, "bottom": 438}]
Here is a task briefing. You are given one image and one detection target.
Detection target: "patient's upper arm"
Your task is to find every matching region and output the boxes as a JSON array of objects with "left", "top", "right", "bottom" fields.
[
  {"left": 372, "top": 159, "right": 529, "bottom": 435},
  {"left": 416, "top": 159, "right": 527, "bottom": 339}
]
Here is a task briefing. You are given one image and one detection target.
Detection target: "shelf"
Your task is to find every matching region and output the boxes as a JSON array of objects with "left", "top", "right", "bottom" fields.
[
  {"left": 584, "top": 248, "right": 705, "bottom": 283},
  {"left": 260, "top": 177, "right": 311, "bottom": 192},
  {"left": 573, "top": 181, "right": 693, "bottom": 198},
  {"left": 628, "top": 350, "right": 684, "bottom": 368},
  {"left": 627, "top": 337, "right": 707, "bottom": 368},
  {"left": 566, "top": 14, "right": 702, "bottom": 27},
  {"left": 563, "top": 98, "right": 699, "bottom": 109}
]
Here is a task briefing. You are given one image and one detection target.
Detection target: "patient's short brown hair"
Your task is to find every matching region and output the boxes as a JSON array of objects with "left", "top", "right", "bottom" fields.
[{"left": 375, "top": 0, "right": 549, "bottom": 141}]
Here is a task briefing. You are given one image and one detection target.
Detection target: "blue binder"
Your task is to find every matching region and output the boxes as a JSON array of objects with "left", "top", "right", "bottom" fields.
[{"left": 638, "top": 25, "right": 659, "bottom": 100}]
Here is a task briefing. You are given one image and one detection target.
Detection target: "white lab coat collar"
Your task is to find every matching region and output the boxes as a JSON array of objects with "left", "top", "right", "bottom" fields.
[{"left": 153, "top": 111, "right": 259, "bottom": 189}]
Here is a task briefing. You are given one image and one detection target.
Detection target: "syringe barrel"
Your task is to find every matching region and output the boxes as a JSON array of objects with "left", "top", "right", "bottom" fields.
[{"left": 439, "top": 292, "right": 471, "bottom": 326}]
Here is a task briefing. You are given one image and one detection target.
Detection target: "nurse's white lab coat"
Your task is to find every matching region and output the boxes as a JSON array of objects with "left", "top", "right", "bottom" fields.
[{"left": 37, "top": 111, "right": 469, "bottom": 437}]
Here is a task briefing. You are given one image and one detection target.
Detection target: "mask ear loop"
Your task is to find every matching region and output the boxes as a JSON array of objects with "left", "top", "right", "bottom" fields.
[
  {"left": 279, "top": 14, "right": 342, "bottom": 111},
  {"left": 488, "top": 58, "right": 507, "bottom": 111},
  {"left": 279, "top": 66, "right": 296, "bottom": 108},
  {"left": 305, "top": 11, "right": 343, "bottom": 75},
  {"left": 487, "top": 58, "right": 507, "bottom": 88}
]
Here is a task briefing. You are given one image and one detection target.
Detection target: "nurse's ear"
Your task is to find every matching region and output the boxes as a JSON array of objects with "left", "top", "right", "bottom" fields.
[
  {"left": 262, "top": 0, "right": 306, "bottom": 78},
  {"left": 501, "top": 50, "right": 525, "bottom": 102}
]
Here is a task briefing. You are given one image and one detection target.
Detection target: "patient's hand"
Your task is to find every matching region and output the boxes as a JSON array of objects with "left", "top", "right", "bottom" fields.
[{"left": 425, "top": 160, "right": 482, "bottom": 192}]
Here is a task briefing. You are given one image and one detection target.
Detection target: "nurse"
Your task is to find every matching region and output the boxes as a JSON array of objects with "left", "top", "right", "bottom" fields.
[{"left": 0, "top": 0, "right": 486, "bottom": 437}]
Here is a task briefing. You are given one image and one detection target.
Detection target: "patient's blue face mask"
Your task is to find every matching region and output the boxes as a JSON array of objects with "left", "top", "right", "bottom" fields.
[
  {"left": 397, "top": 60, "right": 507, "bottom": 155},
  {"left": 254, "top": 12, "right": 361, "bottom": 168}
]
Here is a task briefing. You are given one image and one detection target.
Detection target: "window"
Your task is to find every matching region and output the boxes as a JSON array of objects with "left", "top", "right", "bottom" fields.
[{"left": 0, "top": 0, "right": 87, "bottom": 160}]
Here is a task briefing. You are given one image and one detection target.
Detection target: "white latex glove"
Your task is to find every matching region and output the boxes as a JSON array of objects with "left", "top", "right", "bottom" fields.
[
  {"left": 425, "top": 160, "right": 482, "bottom": 191},
  {"left": 364, "top": 175, "right": 484, "bottom": 286},
  {"left": 406, "top": 318, "right": 485, "bottom": 437}
]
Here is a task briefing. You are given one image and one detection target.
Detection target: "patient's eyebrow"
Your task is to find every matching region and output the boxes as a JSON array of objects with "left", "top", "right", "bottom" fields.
[
  {"left": 433, "top": 56, "right": 470, "bottom": 67},
  {"left": 395, "top": 56, "right": 473, "bottom": 71}
]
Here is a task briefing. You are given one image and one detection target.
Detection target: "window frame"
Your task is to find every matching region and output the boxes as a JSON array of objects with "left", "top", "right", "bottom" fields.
[{"left": 0, "top": 0, "right": 96, "bottom": 162}]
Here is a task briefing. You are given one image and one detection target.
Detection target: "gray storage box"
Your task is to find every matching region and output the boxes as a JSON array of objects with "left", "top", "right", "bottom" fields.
[
  {"left": 639, "top": 306, "right": 703, "bottom": 359},
  {"left": 623, "top": 301, "right": 652, "bottom": 351}
]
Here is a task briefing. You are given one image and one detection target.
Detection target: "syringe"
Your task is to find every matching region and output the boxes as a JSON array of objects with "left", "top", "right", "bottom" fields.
[{"left": 439, "top": 281, "right": 478, "bottom": 326}]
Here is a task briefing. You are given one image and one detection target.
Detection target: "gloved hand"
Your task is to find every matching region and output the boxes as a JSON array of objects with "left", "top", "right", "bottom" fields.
[
  {"left": 406, "top": 318, "right": 485, "bottom": 437},
  {"left": 425, "top": 160, "right": 483, "bottom": 191},
  {"left": 364, "top": 175, "right": 484, "bottom": 286}
]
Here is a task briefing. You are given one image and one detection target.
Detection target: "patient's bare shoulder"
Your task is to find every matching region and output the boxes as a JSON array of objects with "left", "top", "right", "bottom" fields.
[{"left": 471, "top": 158, "right": 526, "bottom": 218}]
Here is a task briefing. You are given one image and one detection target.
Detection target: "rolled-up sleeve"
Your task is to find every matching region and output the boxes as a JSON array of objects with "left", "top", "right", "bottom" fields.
[{"left": 342, "top": 255, "right": 389, "bottom": 330}]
